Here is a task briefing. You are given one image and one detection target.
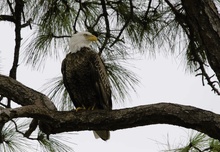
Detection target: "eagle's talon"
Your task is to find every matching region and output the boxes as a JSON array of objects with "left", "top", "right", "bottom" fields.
[{"left": 75, "top": 106, "right": 86, "bottom": 111}]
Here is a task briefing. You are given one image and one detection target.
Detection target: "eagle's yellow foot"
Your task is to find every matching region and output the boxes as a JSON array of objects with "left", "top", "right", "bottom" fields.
[{"left": 75, "top": 106, "right": 86, "bottom": 112}]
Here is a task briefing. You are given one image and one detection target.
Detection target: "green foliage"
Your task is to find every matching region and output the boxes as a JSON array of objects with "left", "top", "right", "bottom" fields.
[
  {"left": 105, "top": 58, "right": 139, "bottom": 102},
  {"left": 0, "top": 119, "right": 76, "bottom": 152},
  {"left": 41, "top": 76, "right": 73, "bottom": 111},
  {"left": 22, "top": 0, "right": 189, "bottom": 66},
  {"left": 37, "top": 132, "right": 74, "bottom": 152},
  {"left": 164, "top": 131, "right": 220, "bottom": 152},
  {"left": 209, "top": 138, "right": 220, "bottom": 151},
  {"left": 0, "top": 120, "right": 31, "bottom": 152},
  {"left": 24, "top": 0, "right": 75, "bottom": 69}
]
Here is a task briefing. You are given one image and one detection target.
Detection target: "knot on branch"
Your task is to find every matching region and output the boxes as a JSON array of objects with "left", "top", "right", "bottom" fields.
[{"left": 0, "top": 109, "right": 13, "bottom": 123}]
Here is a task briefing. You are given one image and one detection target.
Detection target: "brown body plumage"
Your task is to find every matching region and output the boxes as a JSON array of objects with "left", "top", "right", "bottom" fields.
[
  {"left": 61, "top": 32, "right": 112, "bottom": 141},
  {"left": 62, "top": 47, "right": 112, "bottom": 110}
]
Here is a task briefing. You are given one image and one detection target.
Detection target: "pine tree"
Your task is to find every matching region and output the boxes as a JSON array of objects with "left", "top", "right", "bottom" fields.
[{"left": 1, "top": 0, "right": 220, "bottom": 151}]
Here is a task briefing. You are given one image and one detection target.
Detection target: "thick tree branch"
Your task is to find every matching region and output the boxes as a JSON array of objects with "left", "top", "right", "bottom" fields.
[
  {"left": 1, "top": 74, "right": 220, "bottom": 140},
  {"left": 167, "top": 0, "right": 220, "bottom": 94},
  {"left": 0, "top": 74, "right": 56, "bottom": 137},
  {"left": 0, "top": 103, "right": 220, "bottom": 141}
]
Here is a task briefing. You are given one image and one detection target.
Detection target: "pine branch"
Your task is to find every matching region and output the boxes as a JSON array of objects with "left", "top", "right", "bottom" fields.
[
  {"left": 167, "top": 0, "right": 220, "bottom": 95},
  {"left": 110, "top": 0, "right": 133, "bottom": 47},
  {"left": 0, "top": 15, "right": 14, "bottom": 22},
  {"left": 51, "top": 33, "right": 71, "bottom": 38}
]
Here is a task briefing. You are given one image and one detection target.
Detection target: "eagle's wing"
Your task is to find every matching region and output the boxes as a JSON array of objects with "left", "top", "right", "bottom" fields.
[
  {"left": 61, "top": 54, "right": 80, "bottom": 108},
  {"left": 89, "top": 51, "right": 112, "bottom": 110},
  {"left": 89, "top": 51, "right": 112, "bottom": 140}
]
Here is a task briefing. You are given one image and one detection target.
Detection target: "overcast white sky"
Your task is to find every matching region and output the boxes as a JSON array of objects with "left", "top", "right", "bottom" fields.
[{"left": 1, "top": 23, "right": 220, "bottom": 152}]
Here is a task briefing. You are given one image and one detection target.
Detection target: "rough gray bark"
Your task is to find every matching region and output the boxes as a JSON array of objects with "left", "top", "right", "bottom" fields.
[{"left": 1, "top": 74, "right": 220, "bottom": 141}]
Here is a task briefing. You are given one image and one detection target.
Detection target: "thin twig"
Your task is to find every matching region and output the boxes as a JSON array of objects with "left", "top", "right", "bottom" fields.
[
  {"left": 6, "top": 98, "right": 11, "bottom": 108},
  {"left": 73, "top": 0, "right": 82, "bottom": 33},
  {"left": 202, "top": 147, "right": 211, "bottom": 151},
  {"left": 6, "top": 0, "right": 14, "bottom": 15},
  {"left": 91, "top": 14, "right": 104, "bottom": 29},
  {"left": 51, "top": 33, "right": 71, "bottom": 38},
  {"left": 145, "top": 0, "right": 152, "bottom": 18},
  {"left": 0, "top": 96, "right": 3, "bottom": 102},
  {"left": 110, "top": 0, "right": 133, "bottom": 47},
  {"left": 11, "top": 120, "right": 38, "bottom": 140},
  {"left": 193, "top": 146, "right": 202, "bottom": 152},
  {"left": 99, "top": 0, "right": 111, "bottom": 55},
  {"left": 21, "top": 18, "right": 32, "bottom": 29},
  {"left": 191, "top": 42, "right": 220, "bottom": 94},
  {"left": 0, "top": 103, "right": 7, "bottom": 108}
]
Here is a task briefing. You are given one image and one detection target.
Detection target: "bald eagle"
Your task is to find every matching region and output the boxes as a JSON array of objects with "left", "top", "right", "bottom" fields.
[{"left": 61, "top": 32, "right": 112, "bottom": 141}]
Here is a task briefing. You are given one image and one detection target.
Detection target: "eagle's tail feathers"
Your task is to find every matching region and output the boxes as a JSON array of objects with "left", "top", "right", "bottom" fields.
[{"left": 93, "top": 130, "right": 110, "bottom": 141}]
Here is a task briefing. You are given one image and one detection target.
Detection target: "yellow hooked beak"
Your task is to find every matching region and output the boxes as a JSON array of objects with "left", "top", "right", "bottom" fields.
[{"left": 86, "top": 34, "right": 98, "bottom": 41}]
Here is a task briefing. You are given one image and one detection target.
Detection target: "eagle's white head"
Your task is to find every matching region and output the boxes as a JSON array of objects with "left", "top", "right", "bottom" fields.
[{"left": 69, "top": 31, "right": 97, "bottom": 53}]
